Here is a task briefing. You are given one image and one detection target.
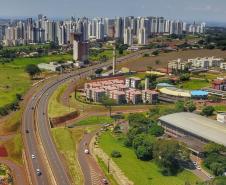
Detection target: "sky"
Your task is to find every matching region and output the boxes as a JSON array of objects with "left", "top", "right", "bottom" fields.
[{"left": 1, "top": 0, "right": 226, "bottom": 22}]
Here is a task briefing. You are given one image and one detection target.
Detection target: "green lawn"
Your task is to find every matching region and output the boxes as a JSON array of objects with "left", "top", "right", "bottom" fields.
[
  {"left": 99, "top": 132, "right": 201, "bottom": 185},
  {"left": 0, "top": 54, "right": 72, "bottom": 108},
  {"left": 213, "top": 105, "right": 226, "bottom": 112},
  {"left": 74, "top": 116, "right": 114, "bottom": 126},
  {"left": 48, "top": 83, "right": 75, "bottom": 118},
  {"left": 51, "top": 127, "right": 84, "bottom": 185},
  {"left": 179, "top": 79, "right": 210, "bottom": 90}
]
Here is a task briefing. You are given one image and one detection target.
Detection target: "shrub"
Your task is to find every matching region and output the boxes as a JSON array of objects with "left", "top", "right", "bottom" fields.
[{"left": 111, "top": 150, "right": 122, "bottom": 158}]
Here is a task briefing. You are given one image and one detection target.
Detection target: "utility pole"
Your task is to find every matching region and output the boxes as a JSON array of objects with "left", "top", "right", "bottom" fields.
[{"left": 112, "top": 26, "right": 116, "bottom": 76}]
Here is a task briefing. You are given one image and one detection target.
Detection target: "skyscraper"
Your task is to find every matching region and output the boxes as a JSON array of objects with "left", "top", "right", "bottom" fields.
[
  {"left": 124, "top": 27, "right": 133, "bottom": 46},
  {"left": 96, "top": 21, "right": 104, "bottom": 40},
  {"left": 138, "top": 27, "right": 147, "bottom": 45},
  {"left": 115, "top": 17, "right": 123, "bottom": 39}
]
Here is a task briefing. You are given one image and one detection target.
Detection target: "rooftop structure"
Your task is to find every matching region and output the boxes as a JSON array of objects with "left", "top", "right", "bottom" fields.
[
  {"left": 159, "top": 112, "right": 226, "bottom": 147},
  {"left": 158, "top": 87, "right": 191, "bottom": 97}
]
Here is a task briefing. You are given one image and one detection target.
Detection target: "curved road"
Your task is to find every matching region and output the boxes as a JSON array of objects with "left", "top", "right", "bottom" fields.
[{"left": 22, "top": 50, "right": 147, "bottom": 185}]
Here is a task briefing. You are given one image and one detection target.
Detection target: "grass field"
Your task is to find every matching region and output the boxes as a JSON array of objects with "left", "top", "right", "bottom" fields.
[
  {"left": 1, "top": 134, "right": 23, "bottom": 164},
  {"left": 51, "top": 127, "right": 84, "bottom": 185},
  {"left": 48, "top": 83, "right": 75, "bottom": 118},
  {"left": 0, "top": 53, "right": 72, "bottom": 108},
  {"left": 0, "top": 110, "right": 22, "bottom": 134},
  {"left": 178, "top": 79, "right": 210, "bottom": 90},
  {"left": 213, "top": 105, "right": 226, "bottom": 112},
  {"left": 99, "top": 132, "right": 201, "bottom": 185},
  {"left": 118, "top": 49, "right": 226, "bottom": 71},
  {"left": 74, "top": 116, "right": 114, "bottom": 126},
  {"left": 89, "top": 49, "right": 131, "bottom": 62}
]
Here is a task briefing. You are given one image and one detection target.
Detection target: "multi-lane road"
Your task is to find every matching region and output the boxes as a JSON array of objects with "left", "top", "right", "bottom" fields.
[{"left": 22, "top": 50, "right": 147, "bottom": 185}]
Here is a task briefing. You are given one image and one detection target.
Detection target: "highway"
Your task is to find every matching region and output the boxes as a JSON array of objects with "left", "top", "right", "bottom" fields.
[{"left": 22, "top": 50, "right": 147, "bottom": 185}]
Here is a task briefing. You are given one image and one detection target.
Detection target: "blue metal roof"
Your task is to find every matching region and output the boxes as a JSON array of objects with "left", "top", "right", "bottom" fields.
[{"left": 191, "top": 90, "right": 209, "bottom": 96}]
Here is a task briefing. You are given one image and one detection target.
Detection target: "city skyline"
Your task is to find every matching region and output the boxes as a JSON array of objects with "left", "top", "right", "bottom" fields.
[{"left": 1, "top": 0, "right": 226, "bottom": 23}]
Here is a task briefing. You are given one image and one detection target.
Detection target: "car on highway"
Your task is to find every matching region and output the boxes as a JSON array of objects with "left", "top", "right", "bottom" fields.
[
  {"left": 31, "top": 154, "right": 36, "bottom": 159},
  {"left": 102, "top": 178, "right": 108, "bottom": 184},
  {"left": 84, "top": 149, "right": 89, "bottom": 154},
  {"left": 36, "top": 169, "right": 42, "bottom": 176}
]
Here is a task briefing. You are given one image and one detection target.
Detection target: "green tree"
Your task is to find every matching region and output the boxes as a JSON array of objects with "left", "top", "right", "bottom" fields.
[
  {"left": 185, "top": 101, "right": 196, "bottom": 112},
  {"left": 202, "top": 106, "right": 215, "bottom": 116},
  {"left": 101, "top": 95, "right": 116, "bottom": 117},
  {"left": 204, "top": 143, "right": 226, "bottom": 154},
  {"left": 127, "top": 113, "right": 149, "bottom": 128},
  {"left": 209, "top": 95, "right": 221, "bottom": 103},
  {"left": 149, "top": 123, "right": 164, "bottom": 137},
  {"left": 49, "top": 41, "right": 59, "bottom": 49},
  {"left": 153, "top": 139, "right": 189, "bottom": 175},
  {"left": 25, "top": 64, "right": 41, "bottom": 79},
  {"left": 133, "top": 134, "right": 156, "bottom": 160},
  {"left": 179, "top": 73, "right": 190, "bottom": 81},
  {"left": 95, "top": 68, "right": 103, "bottom": 75},
  {"left": 148, "top": 107, "right": 160, "bottom": 118},
  {"left": 175, "top": 100, "right": 185, "bottom": 112}
]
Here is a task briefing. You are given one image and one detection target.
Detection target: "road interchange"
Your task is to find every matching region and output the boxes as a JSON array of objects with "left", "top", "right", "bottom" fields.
[{"left": 22, "top": 50, "right": 147, "bottom": 185}]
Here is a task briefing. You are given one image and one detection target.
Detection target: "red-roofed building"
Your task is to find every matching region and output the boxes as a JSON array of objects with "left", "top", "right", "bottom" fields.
[{"left": 212, "top": 78, "right": 226, "bottom": 91}]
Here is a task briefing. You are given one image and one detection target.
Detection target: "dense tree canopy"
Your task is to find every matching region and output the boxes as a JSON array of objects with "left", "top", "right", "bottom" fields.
[
  {"left": 202, "top": 106, "right": 215, "bottom": 116},
  {"left": 25, "top": 64, "right": 41, "bottom": 79}
]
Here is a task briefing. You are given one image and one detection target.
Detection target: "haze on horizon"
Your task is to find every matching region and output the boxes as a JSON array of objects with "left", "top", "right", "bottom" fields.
[{"left": 1, "top": 0, "right": 226, "bottom": 23}]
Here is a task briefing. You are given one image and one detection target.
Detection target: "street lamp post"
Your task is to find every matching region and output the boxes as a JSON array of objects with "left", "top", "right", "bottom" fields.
[{"left": 107, "top": 158, "right": 110, "bottom": 173}]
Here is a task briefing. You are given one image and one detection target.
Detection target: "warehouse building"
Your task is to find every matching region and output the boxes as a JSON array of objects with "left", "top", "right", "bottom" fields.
[{"left": 158, "top": 112, "right": 226, "bottom": 155}]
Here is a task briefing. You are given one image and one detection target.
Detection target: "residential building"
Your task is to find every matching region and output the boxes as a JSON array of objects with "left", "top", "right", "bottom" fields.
[{"left": 212, "top": 78, "right": 226, "bottom": 91}]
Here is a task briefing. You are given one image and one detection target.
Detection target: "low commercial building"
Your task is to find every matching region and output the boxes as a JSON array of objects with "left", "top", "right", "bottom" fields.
[
  {"left": 159, "top": 113, "right": 226, "bottom": 154},
  {"left": 38, "top": 62, "right": 62, "bottom": 72}
]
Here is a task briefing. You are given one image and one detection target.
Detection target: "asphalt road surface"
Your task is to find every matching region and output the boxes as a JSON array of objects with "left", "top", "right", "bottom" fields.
[{"left": 22, "top": 50, "right": 147, "bottom": 185}]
